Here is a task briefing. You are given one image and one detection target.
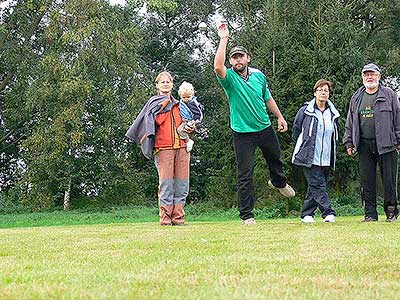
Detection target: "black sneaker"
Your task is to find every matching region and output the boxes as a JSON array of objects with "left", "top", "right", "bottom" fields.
[
  {"left": 386, "top": 216, "right": 398, "bottom": 222},
  {"left": 362, "top": 216, "right": 378, "bottom": 222},
  {"left": 386, "top": 206, "right": 398, "bottom": 222}
]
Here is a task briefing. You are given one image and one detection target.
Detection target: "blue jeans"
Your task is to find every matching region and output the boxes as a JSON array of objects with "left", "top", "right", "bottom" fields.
[
  {"left": 233, "top": 126, "right": 287, "bottom": 220},
  {"left": 301, "top": 165, "right": 336, "bottom": 218}
]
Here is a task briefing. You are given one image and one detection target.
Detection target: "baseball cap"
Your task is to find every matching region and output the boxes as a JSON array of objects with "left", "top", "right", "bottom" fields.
[
  {"left": 362, "top": 63, "right": 381, "bottom": 73},
  {"left": 229, "top": 46, "right": 249, "bottom": 57}
]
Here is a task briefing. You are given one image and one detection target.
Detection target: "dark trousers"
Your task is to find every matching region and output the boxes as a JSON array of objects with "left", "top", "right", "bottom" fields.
[
  {"left": 233, "top": 126, "right": 287, "bottom": 220},
  {"left": 301, "top": 165, "right": 336, "bottom": 218},
  {"left": 359, "top": 139, "right": 398, "bottom": 219}
]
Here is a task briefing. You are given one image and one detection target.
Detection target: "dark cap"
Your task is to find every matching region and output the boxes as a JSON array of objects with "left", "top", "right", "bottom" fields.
[
  {"left": 362, "top": 63, "right": 381, "bottom": 73},
  {"left": 229, "top": 46, "right": 249, "bottom": 57}
]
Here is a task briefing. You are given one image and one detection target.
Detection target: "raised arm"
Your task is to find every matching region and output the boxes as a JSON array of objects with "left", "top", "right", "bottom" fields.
[{"left": 214, "top": 23, "right": 229, "bottom": 78}]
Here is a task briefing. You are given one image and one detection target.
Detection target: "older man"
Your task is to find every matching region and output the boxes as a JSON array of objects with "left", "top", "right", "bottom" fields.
[{"left": 343, "top": 63, "right": 400, "bottom": 222}]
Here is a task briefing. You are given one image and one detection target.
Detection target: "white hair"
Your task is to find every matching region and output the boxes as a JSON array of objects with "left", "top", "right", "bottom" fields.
[{"left": 178, "top": 81, "right": 195, "bottom": 96}]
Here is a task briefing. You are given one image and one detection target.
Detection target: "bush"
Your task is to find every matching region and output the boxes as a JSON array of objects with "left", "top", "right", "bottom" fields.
[{"left": 0, "top": 189, "right": 30, "bottom": 214}]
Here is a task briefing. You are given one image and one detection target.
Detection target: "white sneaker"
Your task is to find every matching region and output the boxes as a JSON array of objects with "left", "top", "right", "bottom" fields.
[
  {"left": 242, "top": 218, "right": 256, "bottom": 225},
  {"left": 301, "top": 216, "right": 315, "bottom": 223},
  {"left": 186, "top": 139, "right": 194, "bottom": 152},
  {"left": 268, "top": 180, "right": 295, "bottom": 197},
  {"left": 323, "top": 214, "right": 336, "bottom": 223}
]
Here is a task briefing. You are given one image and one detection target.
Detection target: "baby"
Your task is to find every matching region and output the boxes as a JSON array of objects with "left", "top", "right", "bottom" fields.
[{"left": 177, "top": 81, "right": 203, "bottom": 152}]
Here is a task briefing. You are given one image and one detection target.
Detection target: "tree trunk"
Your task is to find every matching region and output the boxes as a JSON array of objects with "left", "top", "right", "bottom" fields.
[{"left": 63, "top": 177, "right": 71, "bottom": 210}]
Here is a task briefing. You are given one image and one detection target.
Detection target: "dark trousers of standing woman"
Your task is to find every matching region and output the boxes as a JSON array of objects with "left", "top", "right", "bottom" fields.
[
  {"left": 301, "top": 165, "right": 336, "bottom": 218},
  {"left": 233, "top": 126, "right": 287, "bottom": 220},
  {"left": 359, "top": 138, "right": 399, "bottom": 220}
]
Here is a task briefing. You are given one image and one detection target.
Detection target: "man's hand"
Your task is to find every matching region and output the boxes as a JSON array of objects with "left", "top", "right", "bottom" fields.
[
  {"left": 217, "top": 22, "right": 229, "bottom": 39},
  {"left": 347, "top": 147, "right": 356, "bottom": 156},
  {"left": 277, "top": 117, "right": 288, "bottom": 132}
]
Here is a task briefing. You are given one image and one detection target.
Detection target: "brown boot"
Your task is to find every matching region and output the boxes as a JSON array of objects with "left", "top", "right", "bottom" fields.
[
  {"left": 171, "top": 204, "right": 185, "bottom": 225},
  {"left": 159, "top": 205, "right": 173, "bottom": 225}
]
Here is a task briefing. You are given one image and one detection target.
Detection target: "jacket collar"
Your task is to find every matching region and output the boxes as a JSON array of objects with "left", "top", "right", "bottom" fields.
[
  {"left": 304, "top": 98, "right": 340, "bottom": 120},
  {"left": 354, "top": 84, "right": 389, "bottom": 102}
]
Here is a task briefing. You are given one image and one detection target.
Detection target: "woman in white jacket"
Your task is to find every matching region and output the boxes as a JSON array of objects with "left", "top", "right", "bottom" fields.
[{"left": 292, "top": 79, "right": 340, "bottom": 223}]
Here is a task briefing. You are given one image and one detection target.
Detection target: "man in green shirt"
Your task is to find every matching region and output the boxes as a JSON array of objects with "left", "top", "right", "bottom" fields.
[{"left": 214, "top": 22, "right": 295, "bottom": 225}]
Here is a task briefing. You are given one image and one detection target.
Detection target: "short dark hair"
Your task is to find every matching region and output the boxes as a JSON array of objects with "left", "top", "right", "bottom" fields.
[
  {"left": 229, "top": 46, "right": 249, "bottom": 58},
  {"left": 313, "top": 79, "right": 332, "bottom": 93}
]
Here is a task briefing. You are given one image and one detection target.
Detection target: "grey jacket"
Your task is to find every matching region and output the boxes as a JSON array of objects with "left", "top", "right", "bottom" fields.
[
  {"left": 343, "top": 85, "right": 400, "bottom": 155},
  {"left": 125, "top": 95, "right": 177, "bottom": 159},
  {"left": 292, "top": 99, "right": 340, "bottom": 169}
]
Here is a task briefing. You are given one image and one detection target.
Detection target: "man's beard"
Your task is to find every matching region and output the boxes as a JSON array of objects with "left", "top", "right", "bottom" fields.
[
  {"left": 364, "top": 81, "right": 379, "bottom": 90},
  {"left": 233, "top": 65, "right": 247, "bottom": 74}
]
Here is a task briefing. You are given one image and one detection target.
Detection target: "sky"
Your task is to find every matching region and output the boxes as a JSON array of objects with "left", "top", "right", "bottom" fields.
[{"left": 109, "top": 0, "right": 126, "bottom": 6}]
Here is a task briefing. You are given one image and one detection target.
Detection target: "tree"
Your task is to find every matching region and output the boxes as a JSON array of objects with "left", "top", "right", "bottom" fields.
[
  {"left": 0, "top": 0, "right": 54, "bottom": 191},
  {"left": 2, "top": 0, "right": 149, "bottom": 209}
]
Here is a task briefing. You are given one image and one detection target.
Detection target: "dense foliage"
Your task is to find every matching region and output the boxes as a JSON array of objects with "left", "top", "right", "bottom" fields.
[{"left": 1, "top": 0, "right": 399, "bottom": 212}]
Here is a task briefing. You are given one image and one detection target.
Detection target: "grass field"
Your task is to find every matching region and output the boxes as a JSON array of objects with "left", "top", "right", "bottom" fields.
[{"left": 1, "top": 214, "right": 400, "bottom": 300}]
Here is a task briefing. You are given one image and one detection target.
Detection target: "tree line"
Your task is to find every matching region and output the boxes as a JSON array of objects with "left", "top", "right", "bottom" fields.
[{"left": 1, "top": 0, "right": 399, "bottom": 212}]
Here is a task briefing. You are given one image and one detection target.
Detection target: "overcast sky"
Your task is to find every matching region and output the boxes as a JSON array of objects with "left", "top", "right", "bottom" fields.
[{"left": 109, "top": 0, "right": 126, "bottom": 6}]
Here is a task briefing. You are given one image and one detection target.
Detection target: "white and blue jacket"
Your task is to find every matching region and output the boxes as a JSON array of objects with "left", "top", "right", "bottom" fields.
[{"left": 292, "top": 98, "right": 340, "bottom": 169}]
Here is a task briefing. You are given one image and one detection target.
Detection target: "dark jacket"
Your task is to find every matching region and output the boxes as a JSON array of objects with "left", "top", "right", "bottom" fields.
[
  {"left": 292, "top": 99, "right": 340, "bottom": 169},
  {"left": 343, "top": 85, "right": 400, "bottom": 155},
  {"left": 187, "top": 96, "right": 203, "bottom": 122},
  {"left": 179, "top": 96, "right": 203, "bottom": 122},
  {"left": 125, "top": 95, "right": 178, "bottom": 159}
]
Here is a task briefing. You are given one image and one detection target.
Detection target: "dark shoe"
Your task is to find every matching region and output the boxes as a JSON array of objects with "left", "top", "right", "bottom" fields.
[
  {"left": 386, "top": 216, "right": 398, "bottom": 223},
  {"left": 362, "top": 216, "right": 377, "bottom": 222},
  {"left": 160, "top": 223, "right": 173, "bottom": 226},
  {"left": 386, "top": 206, "right": 398, "bottom": 222},
  {"left": 172, "top": 222, "right": 187, "bottom": 226}
]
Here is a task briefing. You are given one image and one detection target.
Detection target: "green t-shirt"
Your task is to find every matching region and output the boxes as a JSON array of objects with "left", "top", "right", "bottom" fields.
[{"left": 216, "top": 67, "right": 271, "bottom": 133}]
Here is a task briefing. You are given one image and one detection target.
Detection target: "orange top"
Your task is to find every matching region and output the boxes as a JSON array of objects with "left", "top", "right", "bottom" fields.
[{"left": 155, "top": 102, "right": 185, "bottom": 150}]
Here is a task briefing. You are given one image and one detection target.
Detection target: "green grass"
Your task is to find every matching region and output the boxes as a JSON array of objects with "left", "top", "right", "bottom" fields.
[
  {"left": 1, "top": 215, "right": 400, "bottom": 299},
  {"left": 0, "top": 206, "right": 241, "bottom": 229},
  {"left": 0, "top": 202, "right": 363, "bottom": 229}
]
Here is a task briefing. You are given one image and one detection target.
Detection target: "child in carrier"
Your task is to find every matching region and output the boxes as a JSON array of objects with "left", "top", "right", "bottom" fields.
[{"left": 177, "top": 81, "right": 203, "bottom": 152}]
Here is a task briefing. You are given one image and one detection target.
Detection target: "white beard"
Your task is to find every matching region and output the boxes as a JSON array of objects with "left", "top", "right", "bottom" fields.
[{"left": 364, "top": 82, "right": 379, "bottom": 90}]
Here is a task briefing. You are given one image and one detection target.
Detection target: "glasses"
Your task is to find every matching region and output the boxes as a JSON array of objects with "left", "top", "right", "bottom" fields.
[
  {"left": 362, "top": 73, "right": 379, "bottom": 78},
  {"left": 316, "top": 89, "right": 329, "bottom": 93}
]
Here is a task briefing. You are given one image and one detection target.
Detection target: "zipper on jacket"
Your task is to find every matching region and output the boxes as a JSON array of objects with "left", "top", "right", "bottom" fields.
[
  {"left": 320, "top": 111, "right": 326, "bottom": 164},
  {"left": 171, "top": 108, "right": 176, "bottom": 147}
]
